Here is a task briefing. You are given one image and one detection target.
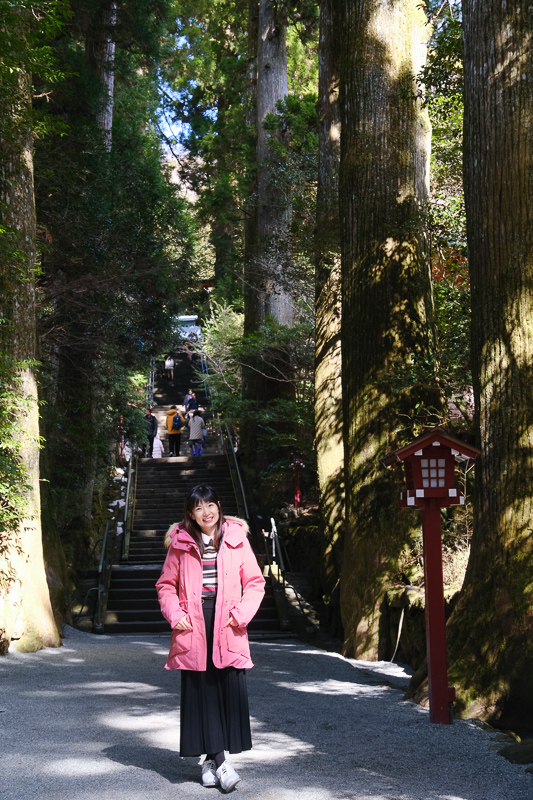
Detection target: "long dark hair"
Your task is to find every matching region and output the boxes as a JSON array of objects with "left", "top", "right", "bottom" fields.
[{"left": 182, "top": 484, "right": 225, "bottom": 552}]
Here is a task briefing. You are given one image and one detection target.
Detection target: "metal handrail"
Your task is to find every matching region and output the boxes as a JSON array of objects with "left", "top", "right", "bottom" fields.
[
  {"left": 268, "top": 517, "right": 285, "bottom": 571},
  {"left": 94, "top": 456, "right": 134, "bottom": 633},
  {"left": 94, "top": 522, "right": 111, "bottom": 634},
  {"left": 121, "top": 455, "right": 135, "bottom": 562},
  {"left": 199, "top": 352, "right": 209, "bottom": 397},
  {"left": 260, "top": 517, "right": 291, "bottom": 631},
  {"left": 217, "top": 418, "right": 249, "bottom": 521}
]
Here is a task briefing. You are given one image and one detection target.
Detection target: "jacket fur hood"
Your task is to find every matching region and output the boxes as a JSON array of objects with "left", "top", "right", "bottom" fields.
[{"left": 164, "top": 515, "right": 250, "bottom": 550}]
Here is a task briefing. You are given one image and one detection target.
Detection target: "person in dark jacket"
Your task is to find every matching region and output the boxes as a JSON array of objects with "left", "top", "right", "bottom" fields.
[
  {"left": 144, "top": 409, "right": 158, "bottom": 457},
  {"left": 185, "top": 391, "right": 199, "bottom": 414}
]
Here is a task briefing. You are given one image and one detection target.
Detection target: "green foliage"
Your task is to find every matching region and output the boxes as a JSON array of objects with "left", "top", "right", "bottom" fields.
[
  {"left": 420, "top": 4, "right": 463, "bottom": 110},
  {"left": 159, "top": 0, "right": 320, "bottom": 311},
  {"left": 201, "top": 301, "right": 315, "bottom": 498},
  {"left": 417, "top": 1, "right": 471, "bottom": 407},
  {"left": 432, "top": 250, "right": 472, "bottom": 404},
  {"left": 286, "top": 20, "right": 318, "bottom": 96},
  {"left": 420, "top": 1, "right": 465, "bottom": 250},
  {"left": 158, "top": 0, "right": 251, "bottom": 299}
]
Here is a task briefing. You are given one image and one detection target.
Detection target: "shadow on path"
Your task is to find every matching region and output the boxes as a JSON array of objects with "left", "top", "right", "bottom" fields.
[{"left": 0, "top": 627, "right": 531, "bottom": 800}]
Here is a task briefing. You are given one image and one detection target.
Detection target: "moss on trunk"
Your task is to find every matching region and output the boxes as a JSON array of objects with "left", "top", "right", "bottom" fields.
[{"left": 338, "top": 0, "right": 440, "bottom": 659}]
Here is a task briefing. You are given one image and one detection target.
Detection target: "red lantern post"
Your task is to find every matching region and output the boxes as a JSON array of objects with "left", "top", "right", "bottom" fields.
[{"left": 383, "top": 427, "right": 480, "bottom": 724}]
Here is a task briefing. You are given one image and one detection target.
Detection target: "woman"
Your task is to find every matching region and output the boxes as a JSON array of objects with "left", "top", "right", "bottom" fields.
[
  {"left": 151, "top": 432, "right": 164, "bottom": 459},
  {"left": 156, "top": 485, "right": 265, "bottom": 792},
  {"left": 164, "top": 355, "right": 174, "bottom": 380},
  {"left": 187, "top": 410, "right": 207, "bottom": 456}
]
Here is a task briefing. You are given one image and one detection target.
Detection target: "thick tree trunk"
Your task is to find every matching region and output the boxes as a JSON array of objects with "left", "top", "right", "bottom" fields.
[
  {"left": 0, "top": 67, "right": 61, "bottom": 653},
  {"left": 87, "top": 0, "right": 116, "bottom": 150},
  {"left": 315, "top": 0, "right": 344, "bottom": 622},
  {"left": 255, "top": 0, "right": 292, "bottom": 325},
  {"left": 338, "top": 0, "right": 436, "bottom": 658},
  {"left": 243, "top": 0, "right": 259, "bottom": 332},
  {"left": 244, "top": 0, "right": 292, "bottom": 329},
  {"left": 440, "top": 1, "right": 533, "bottom": 727}
]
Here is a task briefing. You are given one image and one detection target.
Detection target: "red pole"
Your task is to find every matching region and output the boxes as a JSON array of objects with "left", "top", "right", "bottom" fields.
[
  {"left": 294, "top": 463, "right": 301, "bottom": 508},
  {"left": 421, "top": 499, "right": 455, "bottom": 724}
]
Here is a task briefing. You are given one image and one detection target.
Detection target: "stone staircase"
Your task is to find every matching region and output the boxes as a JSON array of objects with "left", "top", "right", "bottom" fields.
[{"left": 103, "top": 348, "right": 281, "bottom": 635}]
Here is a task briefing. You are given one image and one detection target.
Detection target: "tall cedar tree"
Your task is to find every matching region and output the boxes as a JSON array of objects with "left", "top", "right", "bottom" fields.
[
  {"left": 435, "top": 1, "right": 533, "bottom": 727},
  {"left": 0, "top": 5, "right": 61, "bottom": 653},
  {"left": 314, "top": 0, "right": 343, "bottom": 627},
  {"left": 338, "top": 0, "right": 440, "bottom": 658},
  {"left": 241, "top": 0, "right": 293, "bottom": 479}
]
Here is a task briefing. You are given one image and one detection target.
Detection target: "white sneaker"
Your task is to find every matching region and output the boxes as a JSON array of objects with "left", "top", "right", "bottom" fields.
[
  {"left": 201, "top": 759, "right": 219, "bottom": 788},
  {"left": 215, "top": 761, "right": 241, "bottom": 792}
]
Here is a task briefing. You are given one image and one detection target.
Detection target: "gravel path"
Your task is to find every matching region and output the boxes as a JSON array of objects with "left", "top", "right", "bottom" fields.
[{"left": 0, "top": 626, "right": 531, "bottom": 800}]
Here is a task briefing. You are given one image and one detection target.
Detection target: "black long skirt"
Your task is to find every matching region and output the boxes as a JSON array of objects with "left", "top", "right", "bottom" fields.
[{"left": 179, "top": 596, "right": 252, "bottom": 757}]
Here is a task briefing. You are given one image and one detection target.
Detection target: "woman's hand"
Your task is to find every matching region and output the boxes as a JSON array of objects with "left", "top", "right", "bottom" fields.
[
  {"left": 223, "top": 613, "right": 239, "bottom": 628},
  {"left": 174, "top": 616, "right": 193, "bottom": 631}
]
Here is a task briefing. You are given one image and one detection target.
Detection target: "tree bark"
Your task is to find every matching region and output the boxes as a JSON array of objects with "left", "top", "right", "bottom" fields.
[
  {"left": 315, "top": 0, "right": 344, "bottom": 624},
  {"left": 244, "top": 0, "right": 292, "bottom": 328},
  {"left": 255, "top": 0, "right": 292, "bottom": 324},
  {"left": 243, "top": 0, "right": 259, "bottom": 331},
  {"left": 338, "top": 0, "right": 436, "bottom": 658},
  {"left": 0, "top": 61, "right": 61, "bottom": 653},
  {"left": 440, "top": 0, "right": 533, "bottom": 727},
  {"left": 86, "top": 0, "right": 117, "bottom": 150}
]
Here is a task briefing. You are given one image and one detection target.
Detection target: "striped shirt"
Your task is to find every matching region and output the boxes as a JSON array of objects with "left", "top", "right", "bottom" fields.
[{"left": 201, "top": 533, "right": 217, "bottom": 597}]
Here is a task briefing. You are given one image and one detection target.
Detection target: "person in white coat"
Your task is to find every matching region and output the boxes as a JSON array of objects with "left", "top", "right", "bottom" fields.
[{"left": 152, "top": 433, "right": 164, "bottom": 458}]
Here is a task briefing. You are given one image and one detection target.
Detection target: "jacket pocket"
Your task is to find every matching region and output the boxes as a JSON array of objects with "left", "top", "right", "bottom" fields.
[
  {"left": 170, "top": 627, "right": 193, "bottom": 655},
  {"left": 225, "top": 624, "right": 249, "bottom": 657}
]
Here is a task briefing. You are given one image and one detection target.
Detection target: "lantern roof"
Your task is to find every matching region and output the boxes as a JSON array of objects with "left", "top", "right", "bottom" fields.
[{"left": 382, "top": 426, "right": 480, "bottom": 467}]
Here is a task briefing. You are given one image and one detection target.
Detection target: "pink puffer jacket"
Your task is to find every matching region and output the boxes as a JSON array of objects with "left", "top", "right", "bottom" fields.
[{"left": 156, "top": 517, "right": 265, "bottom": 671}]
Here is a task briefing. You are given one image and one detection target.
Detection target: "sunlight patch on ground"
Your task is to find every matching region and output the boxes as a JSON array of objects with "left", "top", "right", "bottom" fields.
[
  {"left": 97, "top": 705, "right": 180, "bottom": 749},
  {"left": 253, "top": 642, "right": 412, "bottom": 688},
  {"left": 254, "top": 790, "right": 336, "bottom": 800},
  {"left": 128, "top": 639, "right": 171, "bottom": 657},
  {"left": 80, "top": 681, "right": 161, "bottom": 695},
  {"left": 247, "top": 789, "right": 394, "bottom": 800},
  {"left": 101, "top": 707, "right": 178, "bottom": 734},
  {"left": 42, "top": 757, "right": 127, "bottom": 776},
  {"left": 274, "top": 678, "right": 389, "bottom": 697},
  {"left": 0, "top": 645, "right": 79, "bottom": 667},
  {"left": 145, "top": 727, "right": 181, "bottom": 750},
  {"left": 235, "top": 720, "right": 314, "bottom": 762}
]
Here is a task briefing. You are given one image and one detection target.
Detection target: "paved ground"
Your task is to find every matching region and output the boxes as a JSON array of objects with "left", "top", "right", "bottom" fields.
[{"left": 1, "top": 626, "right": 531, "bottom": 800}]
